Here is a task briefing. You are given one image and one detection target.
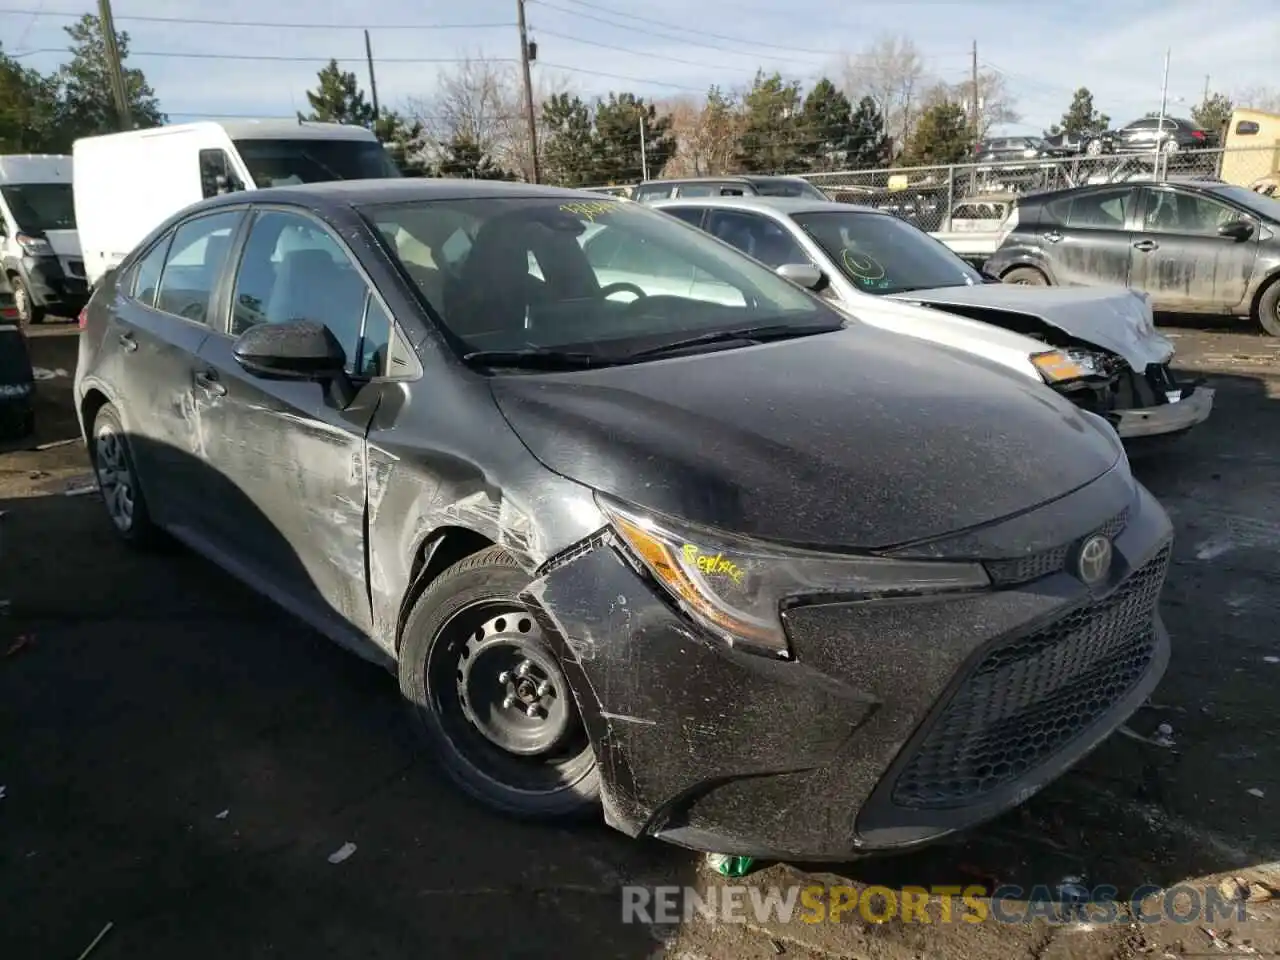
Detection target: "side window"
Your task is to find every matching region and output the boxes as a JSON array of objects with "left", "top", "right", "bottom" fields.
[
  {"left": 634, "top": 184, "right": 672, "bottom": 202},
  {"left": 357, "top": 293, "right": 392, "bottom": 378},
  {"left": 230, "top": 210, "right": 370, "bottom": 372},
  {"left": 664, "top": 207, "right": 705, "bottom": 227},
  {"left": 199, "top": 149, "right": 246, "bottom": 200},
  {"left": 706, "top": 211, "right": 810, "bottom": 269},
  {"left": 130, "top": 233, "right": 172, "bottom": 308},
  {"left": 1064, "top": 189, "right": 1131, "bottom": 229},
  {"left": 1143, "top": 190, "right": 1240, "bottom": 236},
  {"left": 675, "top": 183, "right": 717, "bottom": 198},
  {"left": 153, "top": 210, "right": 242, "bottom": 323}
]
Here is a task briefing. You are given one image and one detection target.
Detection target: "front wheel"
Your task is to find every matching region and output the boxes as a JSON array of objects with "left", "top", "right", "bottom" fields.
[
  {"left": 398, "top": 546, "right": 600, "bottom": 820},
  {"left": 11, "top": 276, "right": 44, "bottom": 327},
  {"left": 1255, "top": 279, "right": 1280, "bottom": 337},
  {"left": 1003, "top": 266, "right": 1049, "bottom": 286}
]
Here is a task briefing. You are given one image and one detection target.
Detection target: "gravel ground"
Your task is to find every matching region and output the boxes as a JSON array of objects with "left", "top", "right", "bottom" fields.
[{"left": 1, "top": 321, "right": 1278, "bottom": 960}]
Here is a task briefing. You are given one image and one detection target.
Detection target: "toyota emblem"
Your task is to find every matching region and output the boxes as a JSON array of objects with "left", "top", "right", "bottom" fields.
[{"left": 1076, "top": 534, "right": 1113, "bottom": 586}]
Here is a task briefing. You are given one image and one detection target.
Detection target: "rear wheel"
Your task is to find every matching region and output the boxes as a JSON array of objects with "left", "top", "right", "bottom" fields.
[
  {"left": 11, "top": 276, "right": 44, "bottom": 327},
  {"left": 1003, "top": 266, "right": 1049, "bottom": 286},
  {"left": 1255, "top": 278, "right": 1280, "bottom": 338},
  {"left": 91, "top": 402, "right": 162, "bottom": 546},
  {"left": 398, "top": 546, "right": 600, "bottom": 820}
]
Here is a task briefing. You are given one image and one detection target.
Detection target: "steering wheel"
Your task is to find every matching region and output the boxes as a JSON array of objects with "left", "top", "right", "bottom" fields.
[{"left": 599, "top": 281, "right": 647, "bottom": 301}]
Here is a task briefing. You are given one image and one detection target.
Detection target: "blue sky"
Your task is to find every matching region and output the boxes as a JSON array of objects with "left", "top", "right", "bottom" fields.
[{"left": 4, "top": 0, "right": 1277, "bottom": 134}]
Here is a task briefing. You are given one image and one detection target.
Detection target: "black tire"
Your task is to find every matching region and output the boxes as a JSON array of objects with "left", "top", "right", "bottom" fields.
[
  {"left": 398, "top": 545, "right": 600, "bottom": 820},
  {"left": 1003, "top": 266, "right": 1049, "bottom": 286},
  {"left": 10, "top": 275, "right": 44, "bottom": 326},
  {"left": 1255, "top": 278, "right": 1280, "bottom": 337},
  {"left": 90, "top": 402, "right": 163, "bottom": 546}
]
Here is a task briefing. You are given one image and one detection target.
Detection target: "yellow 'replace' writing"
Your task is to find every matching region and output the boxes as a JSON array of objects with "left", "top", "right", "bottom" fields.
[
  {"left": 560, "top": 201, "right": 617, "bottom": 222},
  {"left": 682, "top": 544, "right": 745, "bottom": 583}
]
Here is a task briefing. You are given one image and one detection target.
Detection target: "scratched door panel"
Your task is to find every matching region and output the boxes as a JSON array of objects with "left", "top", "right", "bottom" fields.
[{"left": 192, "top": 333, "right": 379, "bottom": 635}]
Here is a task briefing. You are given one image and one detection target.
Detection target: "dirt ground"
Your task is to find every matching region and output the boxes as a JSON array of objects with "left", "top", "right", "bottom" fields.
[{"left": 2, "top": 321, "right": 1278, "bottom": 960}]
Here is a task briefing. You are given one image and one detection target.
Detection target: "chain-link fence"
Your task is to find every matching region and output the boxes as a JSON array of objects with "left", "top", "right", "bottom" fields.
[{"left": 799, "top": 144, "right": 1280, "bottom": 233}]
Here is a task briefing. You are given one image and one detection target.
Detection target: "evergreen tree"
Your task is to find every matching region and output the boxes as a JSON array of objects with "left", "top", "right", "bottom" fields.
[
  {"left": 436, "top": 133, "right": 516, "bottom": 180},
  {"left": 846, "top": 96, "right": 891, "bottom": 168},
  {"left": 540, "top": 93, "right": 596, "bottom": 187},
  {"left": 1047, "top": 88, "right": 1110, "bottom": 137},
  {"left": 374, "top": 111, "right": 429, "bottom": 175},
  {"left": 735, "top": 70, "right": 803, "bottom": 173},
  {"left": 1191, "top": 93, "right": 1234, "bottom": 136},
  {"left": 800, "top": 77, "right": 854, "bottom": 171},
  {"left": 58, "top": 13, "right": 164, "bottom": 138},
  {"left": 301, "top": 59, "right": 375, "bottom": 126},
  {"left": 899, "top": 101, "right": 971, "bottom": 166},
  {"left": 593, "top": 93, "right": 674, "bottom": 182}
]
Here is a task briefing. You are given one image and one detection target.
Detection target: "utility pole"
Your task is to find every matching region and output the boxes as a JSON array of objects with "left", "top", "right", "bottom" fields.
[
  {"left": 1156, "top": 48, "right": 1171, "bottom": 176},
  {"left": 516, "top": 0, "right": 541, "bottom": 183},
  {"left": 97, "top": 0, "right": 132, "bottom": 131},
  {"left": 640, "top": 114, "right": 648, "bottom": 181},
  {"left": 970, "top": 40, "right": 980, "bottom": 137},
  {"left": 364, "top": 30, "right": 380, "bottom": 121},
  {"left": 1202, "top": 74, "right": 1210, "bottom": 103}
]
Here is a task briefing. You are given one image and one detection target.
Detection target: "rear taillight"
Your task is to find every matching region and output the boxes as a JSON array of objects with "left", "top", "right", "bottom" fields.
[
  {"left": 1192, "top": 130, "right": 1205, "bottom": 140},
  {"left": 78, "top": 307, "right": 88, "bottom": 329}
]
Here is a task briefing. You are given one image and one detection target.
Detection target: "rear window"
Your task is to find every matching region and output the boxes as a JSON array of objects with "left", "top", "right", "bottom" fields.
[{"left": 233, "top": 138, "right": 401, "bottom": 187}]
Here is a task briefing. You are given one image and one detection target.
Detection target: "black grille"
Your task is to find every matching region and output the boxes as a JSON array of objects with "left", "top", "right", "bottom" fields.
[
  {"left": 891, "top": 544, "right": 1169, "bottom": 809},
  {"left": 68, "top": 259, "right": 86, "bottom": 278},
  {"left": 985, "top": 508, "right": 1130, "bottom": 586}
]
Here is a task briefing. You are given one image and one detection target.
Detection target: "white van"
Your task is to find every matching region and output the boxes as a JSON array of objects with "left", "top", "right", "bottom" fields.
[
  {"left": 73, "top": 119, "right": 401, "bottom": 287},
  {"left": 0, "top": 155, "right": 86, "bottom": 324}
]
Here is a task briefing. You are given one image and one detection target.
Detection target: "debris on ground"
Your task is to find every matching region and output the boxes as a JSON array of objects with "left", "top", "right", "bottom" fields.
[
  {"left": 74, "top": 921, "right": 114, "bottom": 960},
  {"left": 0, "top": 599, "right": 10, "bottom": 615},
  {"left": 215, "top": 809, "right": 229, "bottom": 820},
  {"left": 1118, "top": 724, "right": 1176, "bottom": 748},
  {"left": 1265, "top": 656, "right": 1280, "bottom": 664},
  {"left": 1201, "top": 925, "right": 1259, "bottom": 954},
  {"left": 1247, "top": 788, "right": 1266, "bottom": 798},
  {"left": 706, "top": 853, "right": 756, "bottom": 877},
  {"left": 31, "top": 367, "right": 69, "bottom": 381},
  {"left": 0, "top": 785, "right": 6, "bottom": 800},
  {"left": 328, "top": 842, "right": 357, "bottom": 864},
  {"left": 769, "top": 938, "right": 785, "bottom": 954},
  {"left": 4, "top": 634, "right": 32, "bottom": 658},
  {"left": 34, "top": 437, "right": 80, "bottom": 451},
  {"left": 63, "top": 481, "right": 98, "bottom": 497}
]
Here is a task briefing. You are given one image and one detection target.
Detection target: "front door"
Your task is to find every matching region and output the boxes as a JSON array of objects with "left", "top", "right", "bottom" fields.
[
  {"left": 1129, "top": 186, "right": 1260, "bottom": 312},
  {"left": 1041, "top": 186, "right": 1137, "bottom": 288},
  {"left": 193, "top": 208, "right": 388, "bottom": 636},
  {"left": 104, "top": 209, "right": 244, "bottom": 528}
]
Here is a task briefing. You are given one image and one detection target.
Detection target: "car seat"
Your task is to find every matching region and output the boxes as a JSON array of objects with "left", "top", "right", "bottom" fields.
[{"left": 444, "top": 221, "right": 541, "bottom": 343}]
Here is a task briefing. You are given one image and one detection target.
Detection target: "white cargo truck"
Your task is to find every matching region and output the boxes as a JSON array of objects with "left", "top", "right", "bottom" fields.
[
  {"left": 0, "top": 154, "right": 85, "bottom": 323},
  {"left": 73, "top": 119, "right": 401, "bottom": 287}
]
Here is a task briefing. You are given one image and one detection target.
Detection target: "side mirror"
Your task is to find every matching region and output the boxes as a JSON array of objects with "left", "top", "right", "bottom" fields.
[
  {"left": 1217, "top": 219, "right": 1254, "bottom": 241},
  {"left": 776, "top": 262, "right": 824, "bottom": 290},
  {"left": 233, "top": 320, "right": 347, "bottom": 381}
]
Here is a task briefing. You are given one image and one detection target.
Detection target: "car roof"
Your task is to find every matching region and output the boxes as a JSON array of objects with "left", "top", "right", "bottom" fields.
[
  {"left": 1018, "top": 177, "right": 1227, "bottom": 205},
  {"left": 636, "top": 175, "right": 807, "bottom": 187},
  {"left": 192, "top": 177, "right": 612, "bottom": 212},
  {"left": 651, "top": 195, "right": 872, "bottom": 217}
]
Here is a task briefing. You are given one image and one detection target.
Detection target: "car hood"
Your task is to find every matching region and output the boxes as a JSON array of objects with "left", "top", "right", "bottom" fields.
[
  {"left": 489, "top": 325, "right": 1122, "bottom": 550},
  {"left": 888, "top": 284, "right": 1173, "bottom": 370},
  {"left": 42, "top": 229, "right": 81, "bottom": 259}
]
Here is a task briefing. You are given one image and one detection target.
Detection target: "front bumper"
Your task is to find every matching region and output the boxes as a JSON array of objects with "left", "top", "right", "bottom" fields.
[
  {"left": 525, "top": 471, "right": 1173, "bottom": 861},
  {"left": 1113, "top": 384, "right": 1214, "bottom": 439},
  {"left": 13, "top": 255, "right": 89, "bottom": 312}
]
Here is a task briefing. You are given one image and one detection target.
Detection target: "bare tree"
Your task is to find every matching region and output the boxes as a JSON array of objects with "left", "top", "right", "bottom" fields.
[
  {"left": 950, "top": 70, "right": 1020, "bottom": 137},
  {"left": 659, "top": 88, "right": 742, "bottom": 177},
  {"left": 841, "top": 35, "right": 927, "bottom": 151},
  {"left": 1234, "top": 86, "right": 1280, "bottom": 115}
]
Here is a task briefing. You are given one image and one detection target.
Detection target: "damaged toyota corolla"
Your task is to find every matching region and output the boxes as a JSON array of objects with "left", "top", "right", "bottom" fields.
[{"left": 75, "top": 180, "right": 1174, "bottom": 862}]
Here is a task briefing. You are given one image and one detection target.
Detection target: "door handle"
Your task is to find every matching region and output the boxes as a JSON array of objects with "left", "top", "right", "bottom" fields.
[
  {"left": 118, "top": 332, "right": 138, "bottom": 352},
  {"left": 1041, "top": 230, "right": 1063, "bottom": 243},
  {"left": 1133, "top": 240, "right": 1159, "bottom": 252},
  {"left": 194, "top": 370, "right": 227, "bottom": 397}
]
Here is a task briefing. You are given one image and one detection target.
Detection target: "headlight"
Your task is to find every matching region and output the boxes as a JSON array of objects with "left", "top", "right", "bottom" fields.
[
  {"left": 598, "top": 496, "right": 990, "bottom": 658},
  {"left": 1031, "top": 348, "right": 1106, "bottom": 383},
  {"left": 16, "top": 234, "right": 53, "bottom": 256}
]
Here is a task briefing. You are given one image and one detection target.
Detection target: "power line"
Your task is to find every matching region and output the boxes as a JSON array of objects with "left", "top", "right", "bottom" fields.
[
  {"left": 11, "top": 46, "right": 518, "bottom": 64},
  {"left": 0, "top": 7, "right": 515, "bottom": 29},
  {"left": 533, "top": 27, "right": 772, "bottom": 75},
  {"left": 538, "top": 61, "right": 706, "bottom": 93}
]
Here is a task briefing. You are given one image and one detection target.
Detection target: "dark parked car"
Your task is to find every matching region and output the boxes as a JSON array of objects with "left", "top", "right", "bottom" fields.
[
  {"left": 633, "top": 175, "right": 829, "bottom": 204},
  {"left": 1086, "top": 117, "right": 1220, "bottom": 156},
  {"left": 75, "top": 179, "right": 1174, "bottom": 860},
  {"left": 985, "top": 180, "right": 1280, "bottom": 336},
  {"left": 0, "top": 308, "right": 35, "bottom": 439},
  {"left": 974, "top": 136, "right": 1061, "bottom": 165}
]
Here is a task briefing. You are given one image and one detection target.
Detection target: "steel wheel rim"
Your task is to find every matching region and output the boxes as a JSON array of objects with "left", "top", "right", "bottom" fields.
[
  {"left": 427, "top": 599, "right": 593, "bottom": 795},
  {"left": 94, "top": 422, "right": 135, "bottom": 531},
  {"left": 13, "top": 283, "right": 29, "bottom": 322}
]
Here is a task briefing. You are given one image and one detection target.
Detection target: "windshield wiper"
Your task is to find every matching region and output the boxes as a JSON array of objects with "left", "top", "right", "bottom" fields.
[
  {"left": 463, "top": 348, "right": 606, "bottom": 370},
  {"left": 620, "top": 322, "right": 843, "bottom": 361}
]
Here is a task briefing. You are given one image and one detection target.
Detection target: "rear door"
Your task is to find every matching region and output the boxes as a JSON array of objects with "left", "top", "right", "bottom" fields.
[
  {"left": 192, "top": 206, "right": 388, "bottom": 635},
  {"left": 104, "top": 208, "right": 245, "bottom": 528},
  {"left": 1129, "top": 186, "right": 1260, "bottom": 311},
  {"left": 1039, "top": 186, "right": 1137, "bottom": 287}
]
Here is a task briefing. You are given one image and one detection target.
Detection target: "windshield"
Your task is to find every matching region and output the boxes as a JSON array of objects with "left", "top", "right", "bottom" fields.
[
  {"left": 792, "top": 210, "right": 983, "bottom": 295},
  {"left": 364, "top": 196, "right": 840, "bottom": 358},
  {"left": 754, "top": 179, "right": 828, "bottom": 201},
  {"left": 1212, "top": 185, "right": 1280, "bottom": 223},
  {"left": 0, "top": 183, "right": 76, "bottom": 232},
  {"left": 233, "top": 138, "right": 401, "bottom": 187}
]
